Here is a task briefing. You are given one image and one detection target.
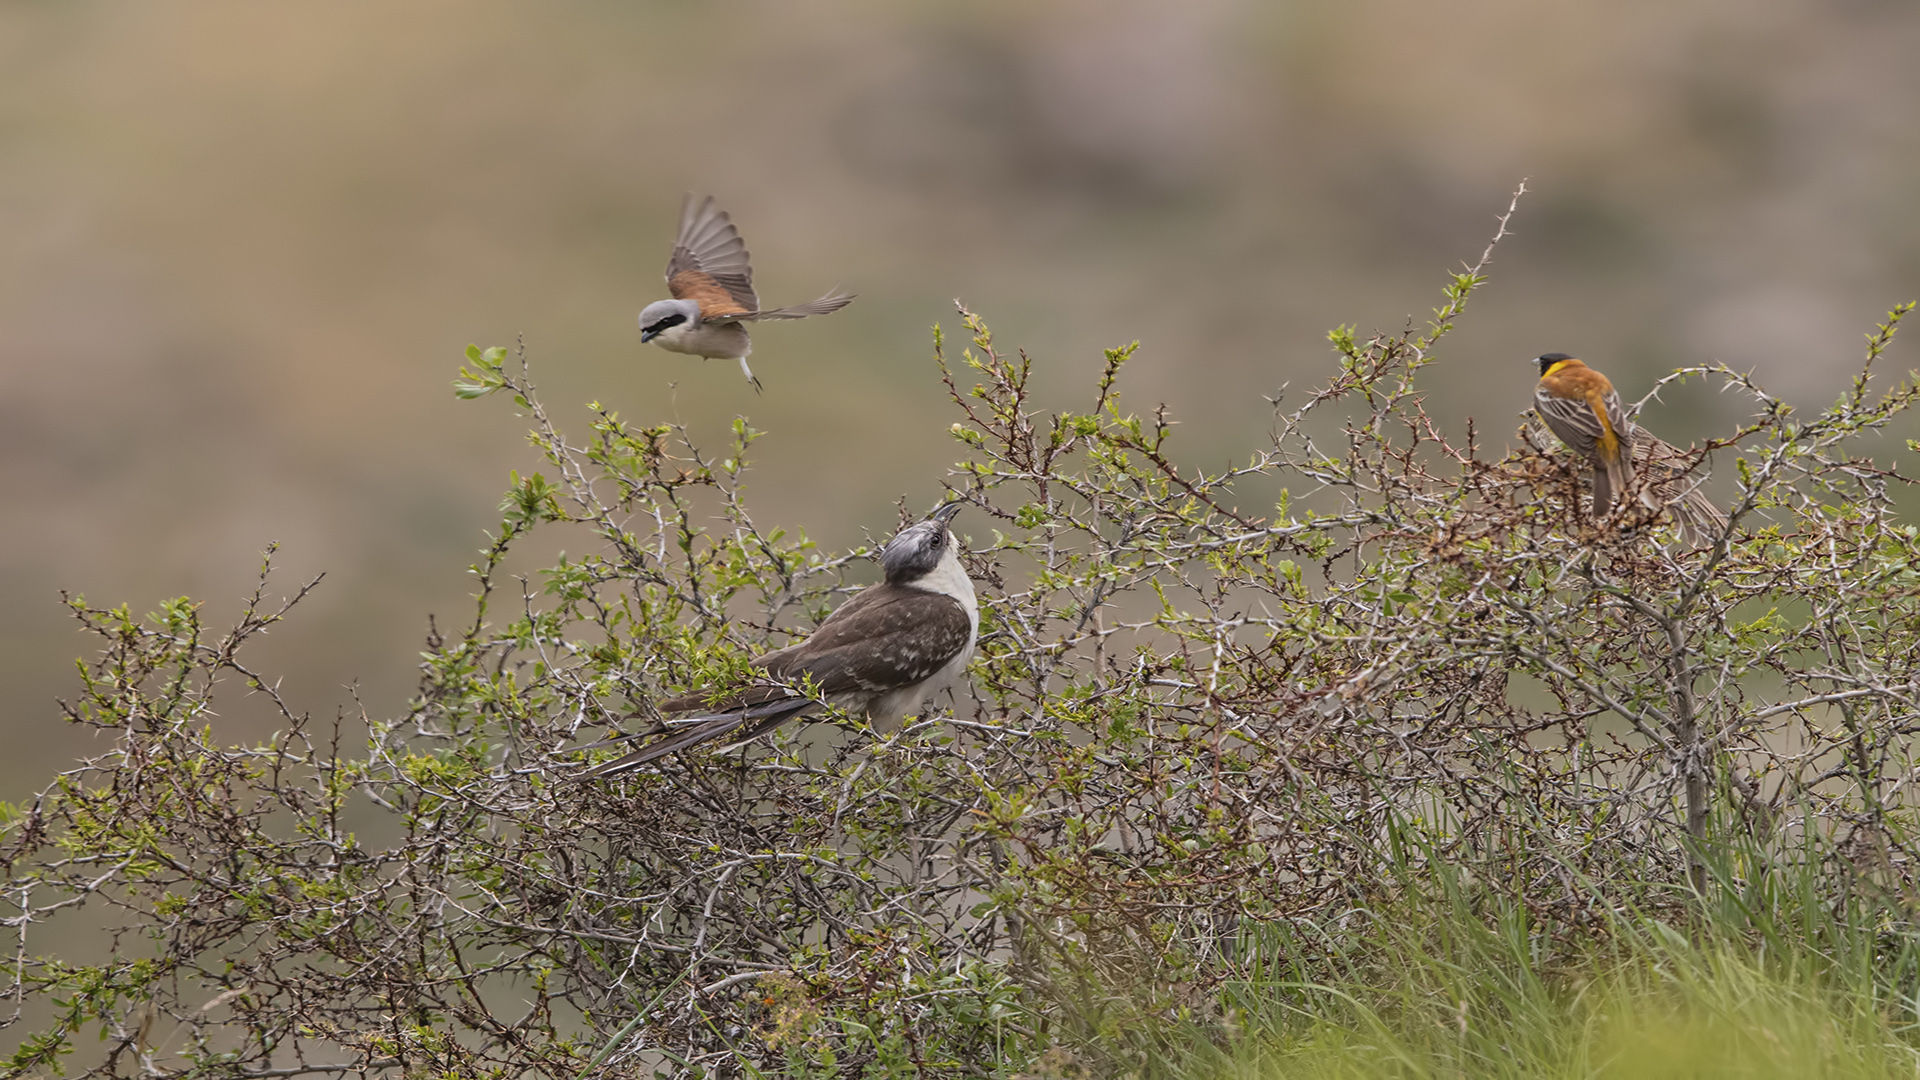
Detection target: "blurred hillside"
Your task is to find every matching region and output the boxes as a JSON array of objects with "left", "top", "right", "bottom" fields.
[{"left": 3, "top": 1, "right": 1917, "bottom": 796}]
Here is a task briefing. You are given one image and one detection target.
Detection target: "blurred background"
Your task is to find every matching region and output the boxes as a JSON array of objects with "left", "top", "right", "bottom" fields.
[{"left": 4, "top": 1, "right": 1919, "bottom": 797}]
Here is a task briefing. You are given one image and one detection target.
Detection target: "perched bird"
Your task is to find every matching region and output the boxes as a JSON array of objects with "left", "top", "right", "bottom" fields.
[
  {"left": 1523, "top": 415, "right": 1729, "bottom": 547},
  {"left": 1532, "top": 353, "right": 1637, "bottom": 517},
  {"left": 636, "top": 194, "right": 855, "bottom": 389},
  {"left": 571, "top": 503, "right": 977, "bottom": 780}
]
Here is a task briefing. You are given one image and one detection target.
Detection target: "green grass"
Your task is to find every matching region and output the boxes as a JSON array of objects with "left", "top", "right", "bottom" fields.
[
  {"left": 1193, "top": 941, "right": 1914, "bottom": 1079},
  {"left": 1133, "top": 832, "right": 1920, "bottom": 1080}
]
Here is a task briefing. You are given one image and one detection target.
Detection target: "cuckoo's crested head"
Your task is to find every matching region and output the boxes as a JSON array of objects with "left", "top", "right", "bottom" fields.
[{"left": 879, "top": 503, "right": 963, "bottom": 585}]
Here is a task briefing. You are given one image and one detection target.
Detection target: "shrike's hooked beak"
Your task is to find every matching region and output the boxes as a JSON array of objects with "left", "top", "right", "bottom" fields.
[{"left": 930, "top": 501, "right": 964, "bottom": 526}]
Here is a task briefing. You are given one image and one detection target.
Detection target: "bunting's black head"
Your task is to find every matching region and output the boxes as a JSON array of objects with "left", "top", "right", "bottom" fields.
[
  {"left": 1534, "top": 352, "right": 1577, "bottom": 376},
  {"left": 879, "top": 504, "right": 962, "bottom": 585}
]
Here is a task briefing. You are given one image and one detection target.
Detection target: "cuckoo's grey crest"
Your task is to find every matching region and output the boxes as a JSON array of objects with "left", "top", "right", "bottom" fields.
[{"left": 636, "top": 194, "right": 855, "bottom": 389}]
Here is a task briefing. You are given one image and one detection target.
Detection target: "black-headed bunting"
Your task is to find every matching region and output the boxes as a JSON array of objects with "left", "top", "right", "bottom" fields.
[
  {"left": 1529, "top": 353, "right": 1729, "bottom": 546},
  {"left": 1532, "top": 353, "right": 1637, "bottom": 517}
]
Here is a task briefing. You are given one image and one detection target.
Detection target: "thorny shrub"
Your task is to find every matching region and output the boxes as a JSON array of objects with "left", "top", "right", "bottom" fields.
[{"left": 6, "top": 200, "right": 1920, "bottom": 1078}]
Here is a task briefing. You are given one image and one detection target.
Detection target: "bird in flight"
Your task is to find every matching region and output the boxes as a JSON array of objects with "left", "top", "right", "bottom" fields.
[
  {"left": 570, "top": 502, "right": 977, "bottom": 780},
  {"left": 636, "top": 194, "right": 855, "bottom": 390}
]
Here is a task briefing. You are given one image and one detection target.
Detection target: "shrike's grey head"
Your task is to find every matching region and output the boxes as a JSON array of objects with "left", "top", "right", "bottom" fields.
[
  {"left": 639, "top": 298, "right": 701, "bottom": 343},
  {"left": 880, "top": 503, "right": 963, "bottom": 585}
]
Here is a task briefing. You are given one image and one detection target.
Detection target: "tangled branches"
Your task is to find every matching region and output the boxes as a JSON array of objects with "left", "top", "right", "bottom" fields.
[{"left": 3, "top": 257, "right": 1917, "bottom": 1076}]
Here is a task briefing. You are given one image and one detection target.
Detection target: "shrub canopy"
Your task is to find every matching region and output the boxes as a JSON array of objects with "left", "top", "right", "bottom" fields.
[{"left": 7, "top": 221, "right": 1920, "bottom": 1077}]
